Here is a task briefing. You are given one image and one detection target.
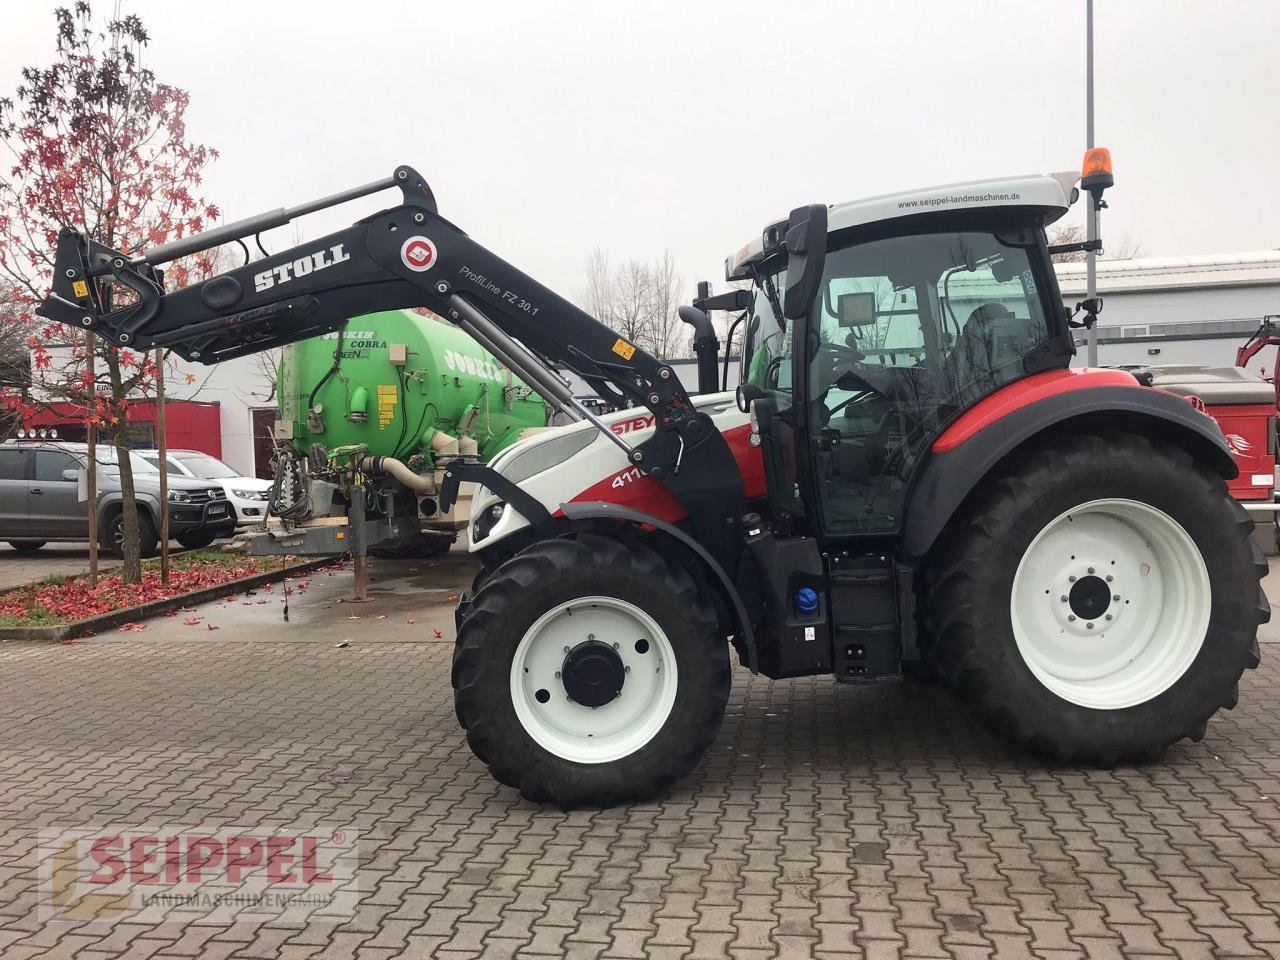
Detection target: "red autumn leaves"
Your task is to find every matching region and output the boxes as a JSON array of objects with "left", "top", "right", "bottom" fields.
[{"left": 0, "top": 558, "right": 271, "bottom": 625}]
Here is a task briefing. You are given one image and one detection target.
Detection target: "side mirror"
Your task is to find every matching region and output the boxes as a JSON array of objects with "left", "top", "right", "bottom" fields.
[
  {"left": 61, "top": 469, "right": 78, "bottom": 481},
  {"left": 782, "top": 204, "right": 828, "bottom": 321}
]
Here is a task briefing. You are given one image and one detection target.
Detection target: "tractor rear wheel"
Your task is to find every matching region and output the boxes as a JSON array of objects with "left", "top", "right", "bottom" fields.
[
  {"left": 452, "top": 534, "right": 729, "bottom": 807},
  {"left": 921, "top": 431, "right": 1267, "bottom": 764}
]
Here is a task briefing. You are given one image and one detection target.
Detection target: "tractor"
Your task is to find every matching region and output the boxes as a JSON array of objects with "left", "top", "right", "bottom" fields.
[{"left": 40, "top": 150, "right": 1267, "bottom": 808}]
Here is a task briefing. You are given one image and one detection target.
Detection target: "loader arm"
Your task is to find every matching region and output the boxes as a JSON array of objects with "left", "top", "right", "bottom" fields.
[{"left": 37, "top": 164, "right": 746, "bottom": 566}]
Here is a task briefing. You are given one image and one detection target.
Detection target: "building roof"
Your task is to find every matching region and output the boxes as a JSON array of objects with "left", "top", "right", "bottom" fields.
[
  {"left": 1056, "top": 250, "right": 1280, "bottom": 295},
  {"left": 727, "top": 171, "right": 1079, "bottom": 280}
]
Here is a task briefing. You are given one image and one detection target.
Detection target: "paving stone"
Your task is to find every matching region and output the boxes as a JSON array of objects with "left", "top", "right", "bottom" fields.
[{"left": 3, "top": 566, "right": 1280, "bottom": 959}]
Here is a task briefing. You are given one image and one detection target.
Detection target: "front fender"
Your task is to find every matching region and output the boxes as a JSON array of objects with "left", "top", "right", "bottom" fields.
[
  {"left": 559, "top": 501, "right": 758, "bottom": 674},
  {"left": 902, "top": 378, "right": 1235, "bottom": 559}
]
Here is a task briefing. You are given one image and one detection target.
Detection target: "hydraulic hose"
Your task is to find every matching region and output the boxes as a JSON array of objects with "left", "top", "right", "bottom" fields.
[{"left": 358, "top": 455, "right": 436, "bottom": 493}]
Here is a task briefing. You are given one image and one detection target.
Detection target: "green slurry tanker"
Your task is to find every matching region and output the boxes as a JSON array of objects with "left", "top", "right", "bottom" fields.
[{"left": 263, "top": 309, "right": 546, "bottom": 556}]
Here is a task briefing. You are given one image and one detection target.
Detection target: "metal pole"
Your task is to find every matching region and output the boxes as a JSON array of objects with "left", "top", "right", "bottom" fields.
[
  {"left": 154, "top": 348, "right": 170, "bottom": 582},
  {"left": 350, "top": 485, "right": 369, "bottom": 602},
  {"left": 85, "top": 331, "right": 98, "bottom": 586},
  {"left": 1085, "top": 0, "right": 1099, "bottom": 367}
]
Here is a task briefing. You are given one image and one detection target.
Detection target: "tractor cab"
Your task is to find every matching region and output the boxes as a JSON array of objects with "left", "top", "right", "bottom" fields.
[{"left": 729, "top": 172, "right": 1080, "bottom": 543}]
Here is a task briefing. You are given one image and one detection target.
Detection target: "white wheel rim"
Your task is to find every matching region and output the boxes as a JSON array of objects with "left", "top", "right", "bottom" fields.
[
  {"left": 510, "top": 596, "right": 677, "bottom": 763},
  {"left": 1010, "top": 498, "right": 1211, "bottom": 710}
]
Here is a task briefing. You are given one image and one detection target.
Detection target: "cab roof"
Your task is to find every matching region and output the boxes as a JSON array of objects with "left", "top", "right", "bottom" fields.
[{"left": 726, "top": 170, "right": 1079, "bottom": 281}]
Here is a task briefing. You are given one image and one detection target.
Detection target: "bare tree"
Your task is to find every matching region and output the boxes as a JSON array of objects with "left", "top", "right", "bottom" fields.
[
  {"left": 578, "top": 249, "right": 687, "bottom": 359},
  {"left": 643, "top": 251, "right": 685, "bottom": 359},
  {"left": 1048, "top": 223, "right": 1144, "bottom": 263},
  {"left": 1047, "top": 224, "right": 1088, "bottom": 263},
  {"left": 581, "top": 248, "right": 614, "bottom": 328}
]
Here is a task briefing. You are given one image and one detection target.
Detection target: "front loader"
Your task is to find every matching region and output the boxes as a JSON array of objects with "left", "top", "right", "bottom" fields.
[{"left": 41, "top": 151, "right": 1267, "bottom": 808}]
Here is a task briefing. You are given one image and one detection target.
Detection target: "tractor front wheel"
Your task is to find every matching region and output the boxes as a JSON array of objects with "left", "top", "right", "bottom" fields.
[
  {"left": 452, "top": 534, "right": 729, "bottom": 807},
  {"left": 922, "top": 431, "right": 1267, "bottom": 764}
]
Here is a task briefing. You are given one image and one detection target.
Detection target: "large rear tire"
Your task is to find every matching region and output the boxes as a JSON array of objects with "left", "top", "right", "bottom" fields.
[
  {"left": 921, "top": 431, "right": 1267, "bottom": 764},
  {"left": 452, "top": 534, "right": 729, "bottom": 807}
]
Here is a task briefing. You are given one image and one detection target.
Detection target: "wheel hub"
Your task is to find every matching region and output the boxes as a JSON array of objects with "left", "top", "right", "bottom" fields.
[
  {"left": 561, "top": 640, "right": 625, "bottom": 708},
  {"left": 1068, "top": 574, "right": 1112, "bottom": 621}
]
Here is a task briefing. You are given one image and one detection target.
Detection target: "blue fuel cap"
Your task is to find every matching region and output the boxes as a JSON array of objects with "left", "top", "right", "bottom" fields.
[{"left": 795, "top": 587, "right": 819, "bottom": 617}]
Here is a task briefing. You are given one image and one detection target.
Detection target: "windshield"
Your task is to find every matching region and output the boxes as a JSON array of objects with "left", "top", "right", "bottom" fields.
[{"left": 176, "top": 454, "right": 238, "bottom": 479}]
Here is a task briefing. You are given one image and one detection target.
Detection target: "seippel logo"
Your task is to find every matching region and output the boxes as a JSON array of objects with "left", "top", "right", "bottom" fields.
[{"left": 253, "top": 244, "right": 351, "bottom": 293}]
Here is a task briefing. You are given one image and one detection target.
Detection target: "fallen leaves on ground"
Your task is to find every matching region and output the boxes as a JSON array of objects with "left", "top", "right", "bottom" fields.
[
  {"left": 0, "top": 558, "right": 275, "bottom": 626},
  {"left": 117, "top": 622, "right": 147, "bottom": 632}
]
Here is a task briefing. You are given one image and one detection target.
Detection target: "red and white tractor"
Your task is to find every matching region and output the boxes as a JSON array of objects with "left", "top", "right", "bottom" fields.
[{"left": 41, "top": 150, "right": 1268, "bottom": 808}]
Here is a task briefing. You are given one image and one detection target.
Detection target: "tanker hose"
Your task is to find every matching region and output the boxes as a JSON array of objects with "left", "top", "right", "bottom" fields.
[
  {"left": 358, "top": 455, "right": 436, "bottom": 494},
  {"left": 306, "top": 327, "right": 346, "bottom": 414}
]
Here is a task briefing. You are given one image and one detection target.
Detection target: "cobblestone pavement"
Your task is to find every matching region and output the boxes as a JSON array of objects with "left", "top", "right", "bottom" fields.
[{"left": 1, "top": 557, "right": 1279, "bottom": 958}]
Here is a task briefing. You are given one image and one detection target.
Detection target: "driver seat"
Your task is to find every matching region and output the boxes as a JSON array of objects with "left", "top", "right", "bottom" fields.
[{"left": 944, "top": 302, "right": 1014, "bottom": 395}]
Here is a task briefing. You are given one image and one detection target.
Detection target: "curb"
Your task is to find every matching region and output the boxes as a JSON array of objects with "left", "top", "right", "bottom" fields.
[{"left": 0, "top": 557, "right": 335, "bottom": 643}]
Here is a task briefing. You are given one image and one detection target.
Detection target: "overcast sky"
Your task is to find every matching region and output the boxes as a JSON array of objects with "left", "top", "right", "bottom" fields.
[{"left": 2, "top": 1, "right": 1278, "bottom": 307}]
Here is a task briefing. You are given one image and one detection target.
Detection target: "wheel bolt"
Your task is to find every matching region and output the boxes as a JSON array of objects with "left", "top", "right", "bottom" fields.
[
  {"left": 1104, "top": 614, "right": 1112, "bottom": 621},
  {"left": 1068, "top": 614, "right": 1076, "bottom": 621},
  {"left": 1086, "top": 622, "right": 1094, "bottom": 629},
  {"left": 1060, "top": 595, "right": 1068, "bottom": 602},
  {"left": 1088, "top": 567, "right": 1095, "bottom": 574},
  {"left": 587, "top": 634, "right": 595, "bottom": 641},
  {"left": 1113, "top": 595, "right": 1121, "bottom": 602},
  {"left": 554, "top": 671, "right": 561, "bottom": 678},
  {"left": 1106, "top": 575, "right": 1113, "bottom": 582},
  {"left": 1069, "top": 575, "right": 1077, "bottom": 582},
  {"left": 563, "top": 646, "right": 570, "bottom": 653},
  {"left": 613, "top": 642, "right": 620, "bottom": 650}
]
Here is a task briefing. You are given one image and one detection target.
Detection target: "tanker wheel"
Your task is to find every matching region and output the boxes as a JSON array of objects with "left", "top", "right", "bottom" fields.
[
  {"left": 452, "top": 534, "right": 729, "bottom": 807},
  {"left": 921, "top": 431, "right": 1267, "bottom": 765}
]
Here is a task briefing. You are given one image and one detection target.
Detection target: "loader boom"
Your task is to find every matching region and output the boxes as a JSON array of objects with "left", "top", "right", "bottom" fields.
[{"left": 38, "top": 164, "right": 746, "bottom": 565}]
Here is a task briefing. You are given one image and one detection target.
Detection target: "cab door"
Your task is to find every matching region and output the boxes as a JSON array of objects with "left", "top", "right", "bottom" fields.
[{"left": 798, "top": 226, "right": 1055, "bottom": 540}]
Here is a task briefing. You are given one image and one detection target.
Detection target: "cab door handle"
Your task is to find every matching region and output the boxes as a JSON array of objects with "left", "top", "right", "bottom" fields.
[{"left": 30, "top": 488, "right": 43, "bottom": 495}]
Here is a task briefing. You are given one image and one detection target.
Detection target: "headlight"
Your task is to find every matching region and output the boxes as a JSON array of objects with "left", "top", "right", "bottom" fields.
[
  {"left": 231, "top": 489, "right": 268, "bottom": 500},
  {"left": 499, "top": 429, "right": 596, "bottom": 486},
  {"left": 168, "top": 490, "right": 192, "bottom": 502}
]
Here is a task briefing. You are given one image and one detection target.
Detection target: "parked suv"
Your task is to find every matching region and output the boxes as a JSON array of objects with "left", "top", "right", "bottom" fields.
[
  {"left": 137, "top": 449, "right": 272, "bottom": 527},
  {"left": 0, "top": 441, "right": 236, "bottom": 556}
]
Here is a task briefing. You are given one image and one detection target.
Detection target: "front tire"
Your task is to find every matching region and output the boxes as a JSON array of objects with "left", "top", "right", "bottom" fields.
[
  {"left": 921, "top": 431, "right": 1267, "bottom": 764},
  {"left": 8, "top": 541, "right": 46, "bottom": 552},
  {"left": 452, "top": 534, "right": 729, "bottom": 807},
  {"left": 105, "top": 510, "right": 159, "bottom": 559}
]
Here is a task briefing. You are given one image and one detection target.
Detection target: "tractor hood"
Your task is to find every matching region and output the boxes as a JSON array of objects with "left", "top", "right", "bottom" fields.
[{"left": 469, "top": 392, "right": 754, "bottom": 551}]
